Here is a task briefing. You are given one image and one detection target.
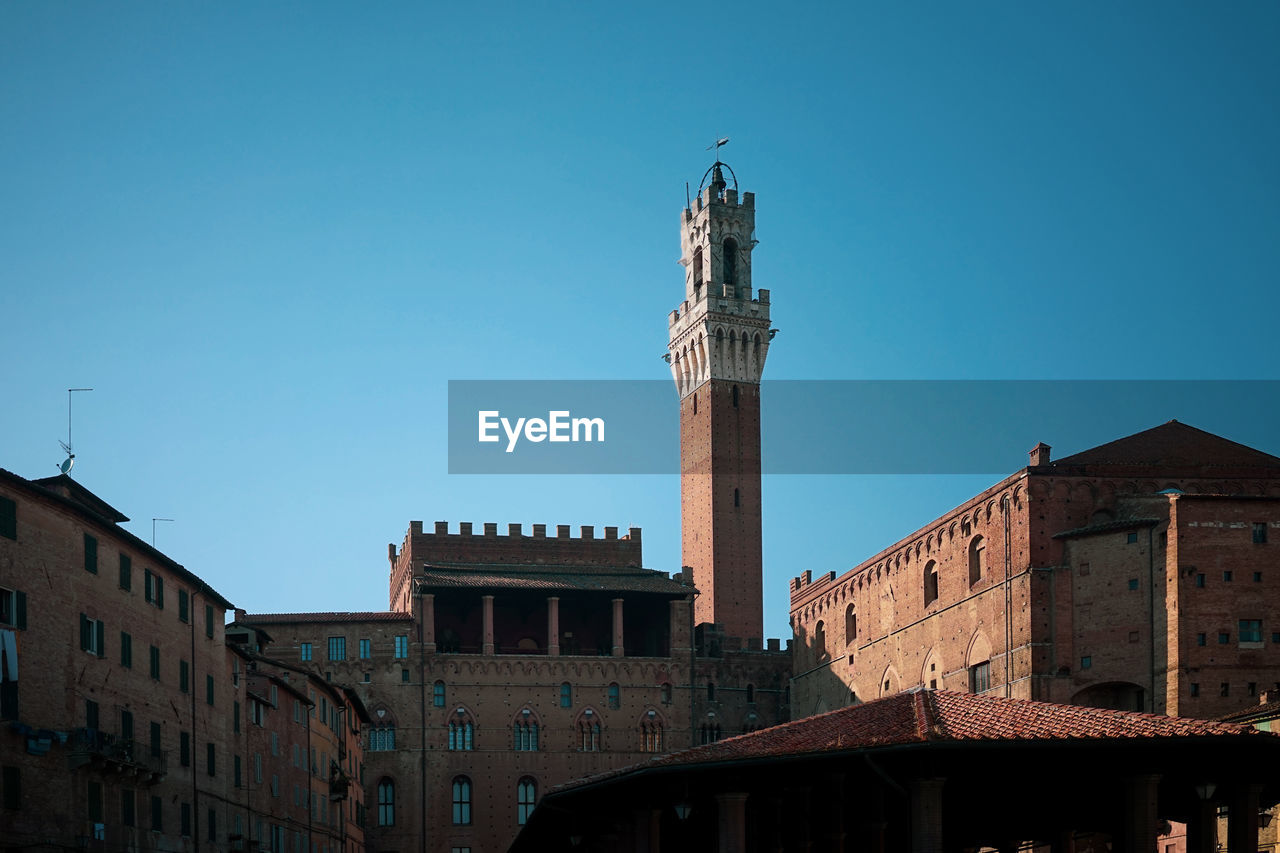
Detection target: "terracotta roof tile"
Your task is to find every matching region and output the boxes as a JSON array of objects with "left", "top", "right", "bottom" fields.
[
  {"left": 555, "top": 691, "right": 1266, "bottom": 793},
  {"left": 416, "top": 563, "right": 691, "bottom": 595},
  {"left": 1052, "top": 421, "right": 1280, "bottom": 469},
  {"left": 240, "top": 611, "right": 414, "bottom": 624}
]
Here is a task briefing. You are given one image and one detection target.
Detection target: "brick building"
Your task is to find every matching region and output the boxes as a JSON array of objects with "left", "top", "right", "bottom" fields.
[
  {"left": 242, "top": 163, "right": 793, "bottom": 853},
  {"left": 0, "top": 470, "right": 237, "bottom": 853},
  {"left": 790, "top": 420, "right": 1280, "bottom": 722}
]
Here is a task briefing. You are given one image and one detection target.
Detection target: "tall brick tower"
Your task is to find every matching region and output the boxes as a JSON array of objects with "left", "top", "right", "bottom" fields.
[{"left": 668, "top": 161, "right": 772, "bottom": 640}]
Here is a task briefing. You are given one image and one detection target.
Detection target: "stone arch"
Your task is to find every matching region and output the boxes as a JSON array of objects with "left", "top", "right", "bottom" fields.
[
  {"left": 921, "top": 648, "right": 943, "bottom": 690},
  {"left": 879, "top": 664, "right": 901, "bottom": 697},
  {"left": 923, "top": 559, "right": 939, "bottom": 607},
  {"left": 966, "top": 631, "right": 993, "bottom": 669}
]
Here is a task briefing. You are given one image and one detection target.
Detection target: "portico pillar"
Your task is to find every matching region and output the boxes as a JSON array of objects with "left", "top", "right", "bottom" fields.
[
  {"left": 824, "top": 772, "right": 847, "bottom": 853},
  {"left": 482, "top": 594, "right": 495, "bottom": 655},
  {"left": 1186, "top": 799, "right": 1217, "bottom": 853},
  {"left": 909, "top": 777, "right": 945, "bottom": 853},
  {"left": 715, "top": 792, "right": 750, "bottom": 853},
  {"left": 421, "top": 593, "right": 436, "bottom": 653},
  {"left": 612, "top": 598, "right": 625, "bottom": 657},
  {"left": 1051, "top": 830, "right": 1076, "bottom": 853},
  {"left": 1228, "top": 784, "right": 1261, "bottom": 853},
  {"left": 633, "top": 807, "right": 661, "bottom": 853},
  {"left": 547, "top": 596, "right": 561, "bottom": 657},
  {"left": 1122, "top": 775, "right": 1160, "bottom": 853}
]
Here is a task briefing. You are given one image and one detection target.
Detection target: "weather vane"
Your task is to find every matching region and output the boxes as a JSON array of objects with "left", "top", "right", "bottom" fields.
[{"left": 706, "top": 136, "right": 730, "bottom": 158}]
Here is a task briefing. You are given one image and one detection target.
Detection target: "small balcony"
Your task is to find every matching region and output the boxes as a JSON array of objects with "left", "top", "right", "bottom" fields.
[{"left": 67, "top": 729, "right": 167, "bottom": 784}]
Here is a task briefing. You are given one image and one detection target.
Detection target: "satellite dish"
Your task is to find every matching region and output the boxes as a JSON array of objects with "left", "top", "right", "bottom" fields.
[{"left": 59, "top": 456, "right": 75, "bottom": 474}]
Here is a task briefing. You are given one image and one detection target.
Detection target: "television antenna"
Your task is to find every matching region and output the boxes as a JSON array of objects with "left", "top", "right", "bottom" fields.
[
  {"left": 58, "top": 388, "right": 93, "bottom": 474},
  {"left": 152, "top": 518, "right": 174, "bottom": 547}
]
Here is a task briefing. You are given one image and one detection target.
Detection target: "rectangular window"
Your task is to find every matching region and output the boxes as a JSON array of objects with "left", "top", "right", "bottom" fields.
[
  {"left": 402, "top": 669, "right": 410, "bottom": 683},
  {"left": 234, "top": 755, "right": 242, "bottom": 788},
  {"left": 121, "top": 788, "right": 135, "bottom": 827},
  {"left": 208, "top": 808, "right": 217, "bottom": 842},
  {"left": 84, "top": 533, "right": 98, "bottom": 574},
  {"left": 1195, "top": 573, "right": 1206, "bottom": 588},
  {"left": 1126, "top": 531, "right": 1138, "bottom": 544},
  {"left": 181, "top": 802, "right": 191, "bottom": 837},
  {"left": 968, "top": 661, "right": 990, "bottom": 693},
  {"left": 394, "top": 635, "right": 409, "bottom": 658},
  {"left": 180, "top": 660, "right": 190, "bottom": 693},
  {"left": 1127, "top": 578, "right": 1139, "bottom": 591},
  {"left": 271, "top": 731, "right": 279, "bottom": 756},
  {"left": 254, "top": 753, "right": 263, "bottom": 784},
  {"left": 1240, "top": 619, "right": 1263, "bottom": 645},
  {"left": 0, "top": 587, "right": 25, "bottom": 629},
  {"left": 79, "top": 614, "right": 105, "bottom": 658},
  {"left": 180, "top": 732, "right": 190, "bottom": 767},
  {"left": 1254, "top": 522, "right": 1268, "bottom": 544},
  {"left": 300, "top": 642, "right": 312, "bottom": 662},
  {"left": 1220, "top": 682, "right": 1230, "bottom": 697},
  {"left": 1190, "top": 682, "right": 1200, "bottom": 697},
  {"left": 206, "top": 674, "right": 215, "bottom": 706},
  {"left": 327, "top": 637, "right": 346, "bottom": 661},
  {"left": 119, "top": 554, "right": 131, "bottom": 590},
  {"left": 121, "top": 709, "right": 133, "bottom": 742},
  {"left": 1219, "top": 632, "right": 1230, "bottom": 644},
  {"left": 87, "top": 781, "right": 103, "bottom": 822},
  {"left": 150, "top": 645, "right": 161, "bottom": 679},
  {"left": 120, "top": 631, "right": 133, "bottom": 668},
  {"left": 151, "top": 796, "right": 163, "bottom": 831},
  {"left": 206, "top": 604, "right": 215, "bottom": 639},
  {"left": 85, "top": 699, "right": 99, "bottom": 730},
  {"left": 233, "top": 700, "right": 240, "bottom": 733},
  {"left": 1256, "top": 572, "right": 1264, "bottom": 583},
  {"left": 178, "top": 590, "right": 189, "bottom": 623},
  {"left": 1080, "top": 656, "right": 1092, "bottom": 669},
  {"left": 1, "top": 766, "right": 18, "bottom": 810},
  {"left": 1223, "top": 570, "right": 1233, "bottom": 582},
  {"left": 1196, "top": 632, "right": 1206, "bottom": 646},
  {"left": 150, "top": 722, "right": 162, "bottom": 758},
  {"left": 207, "top": 743, "right": 216, "bottom": 776},
  {"left": 0, "top": 496, "right": 15, "bottom": 540},
  {"left": 144, "top": 571, "right": 165, "bottom": 608},
  {"left": 359, "top": 638, "right": 371, "bottom": 659}
]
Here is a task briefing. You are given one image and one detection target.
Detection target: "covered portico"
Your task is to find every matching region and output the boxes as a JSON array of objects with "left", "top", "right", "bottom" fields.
[{"left": 509, "top": 690, "right": 1280, "bottom": 853}]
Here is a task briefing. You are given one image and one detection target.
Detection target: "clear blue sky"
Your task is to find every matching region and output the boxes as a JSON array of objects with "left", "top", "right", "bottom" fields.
[{"left": 3, "top": 2, "right": 1278, "bottom": 640}]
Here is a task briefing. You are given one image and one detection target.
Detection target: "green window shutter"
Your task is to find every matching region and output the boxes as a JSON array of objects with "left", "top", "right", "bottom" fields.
[
  {"left": 84, "top": 534, "right": 98, "bottom": 574},
  {"left": 0, "top": 496, "right": 15, "bottom": 540},
  {"left": 96, "top": 620, "right": 105, "bottom": 659},
  {"left": 156, "top": 577, "right": 164, "bottom": 609},
  {"left": 80, "top": 614, "right": 90, "bottom": 651},
  {"left": 14, "top": 592, "right": 25, "bottom": 630}
]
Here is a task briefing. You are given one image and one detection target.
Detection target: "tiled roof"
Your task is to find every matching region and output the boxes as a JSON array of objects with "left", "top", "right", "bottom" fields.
[
  {"left": 240, "top": 611, "right": 413, "bottom": 624},
  {"left": 555, "top": 690, "right": 1264, "bottom": 793},
  {"left": 1052, "top": 421, "right": 1280, "bottom": 469},
  {"left": 416, "top": 563, "right": 692, "bottom": 595}
]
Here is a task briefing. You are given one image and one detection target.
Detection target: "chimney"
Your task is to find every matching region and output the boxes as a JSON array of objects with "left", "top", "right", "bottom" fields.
[{"left": 1029, "top": 442, "right": 1052, "bottom": 467}]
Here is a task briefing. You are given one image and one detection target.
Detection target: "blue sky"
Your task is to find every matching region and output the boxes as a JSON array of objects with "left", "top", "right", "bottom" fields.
[{"left": 2, "top": 2, "right": 1278, "bottom": 640}]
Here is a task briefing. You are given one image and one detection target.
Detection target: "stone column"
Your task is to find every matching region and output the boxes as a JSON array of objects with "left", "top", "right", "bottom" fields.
[
  {"left": 1186, "top": 798, "right": 1217, "bottom": 853},
  {"left": 547, "top": 596, "right": 561, "bottom": 657},
  {"left": 421, "top": 593, "right": 436, "bottom": 653},
  {"left": 824, "top": 772, "right": 847, "bottom": 853},
  {"left": 1228, "top": 784, "right": 1261, "bottom": 853},
  {"left": 1122, "top": 775, "right": 1160, "bottom": 853},
  {"left": 633, "top": 808, "right": 661, "bottom": 853},
  {"left": 482, "top": 594, "right": 495, "bottom": 655},
  {"left": 715, "top": 792, "right": 750, "bottom": 853},
  {"left": 909, "top": 778, "right": 945, "bottom": 853},
  {"left": 612, "top": 598, "right": 626, "bottom": 657}
]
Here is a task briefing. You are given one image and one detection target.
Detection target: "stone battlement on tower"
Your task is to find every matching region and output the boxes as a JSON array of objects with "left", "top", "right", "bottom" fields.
[{"left": 395, "top": 520, "right": 642, "bottom": 566}]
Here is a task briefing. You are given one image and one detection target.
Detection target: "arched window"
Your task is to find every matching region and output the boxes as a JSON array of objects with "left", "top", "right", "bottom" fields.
[
  {"left": 448, "top": 710, "right": 474, "bottom": 751},
  {"left": 734, "top": 488, "right": 740, "bottom": 507},
  {"left": 608, "top": 683, "right": 620, "bottom": 709},
  {"left": 692, "top": 392, "right": 697, "bottom": 416},
  {"left": 559, "top": 682, "right": 572, "bottom": 708},
  {"left": 723, "top": 238, "right": 738, "bottom": 285},
  {"left": 577, "top": 710, "right": 601, "bottom": 752},
  {"left": 377, "top": 779, "right": 395, "bottom": 826},
  {"left": 451, "top": 777, "right": 472, "bottom": 825},
  {"left": 699, "top": 723, "right": 722, "bottom": 745},
  {"left": 924, "top": 560, "right": 939, "bottom": 607},
  {"left": 693, "top": 246, "right": 703, "bottom": 289},
  {"left": 706, "top": 682, "right": 716, "bottom": 701},
  {"left": 845, "top": 603, "right": 857, "bottom": 644},
  {"left": 814, "top": 620, "right": 828, "bottom": 662},
  {"left": 640, "top": 710, "right": 664, "bottom": 753},
  {"left": 516, "top": 777, "right": 537, "bottom": 825},
  {"left": 660, "top": 682, "right": 672, "bottom": 704},
  {"left": 969, "top": 536, "right": 985, "bottom": 586},
  {"left": 512, "top": 710, "right": 539, "bottom": 752},
  {"left": 433, "top": 680, "right": 445, "bottom": 707},
  {"left": 369, "top": 724, "right": 395, "bottom": 751},
  {"left": 732, "top": 385, "right": 739, "bottom": 408}
]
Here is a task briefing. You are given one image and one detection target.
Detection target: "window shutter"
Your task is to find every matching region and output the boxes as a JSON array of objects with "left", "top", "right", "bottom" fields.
[
  {"left": 96, "top": 619, "right": 106, "bottom": 659},
  {"left": 80, "top": 613, "right": 91, "bottom": 651},
  {"left": 15, "top": 591, "right": 25, "bottom": 630},
  {"left": 156, "top": 577, "right": 165, "bottom": 609}
]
